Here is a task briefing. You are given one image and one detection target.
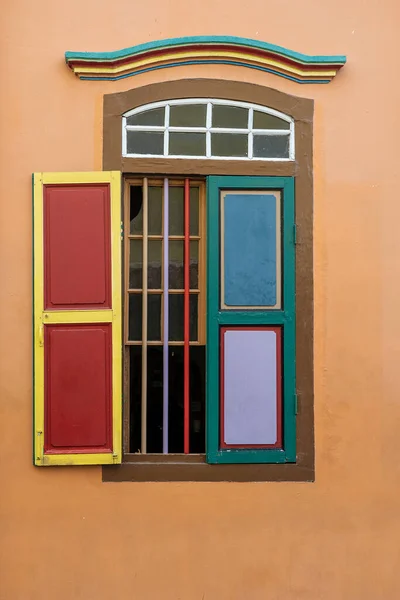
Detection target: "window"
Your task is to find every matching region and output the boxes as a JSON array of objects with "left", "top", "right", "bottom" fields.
[
  {"left": 33, "top": 79, "right": 314, "bottom": 481},
  {"left": 123, "top": 100, "right": 294, "bottom": 160},
  {"left": 122, "top": 174, "right": 295, "bottom": 464}
]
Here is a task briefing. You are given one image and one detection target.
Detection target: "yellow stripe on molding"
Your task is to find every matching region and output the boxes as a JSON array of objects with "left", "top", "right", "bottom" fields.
[
  {"left": 65, "top": 36, "right": 346, "bottom": 84},
  {"left": 74, "top": 50, "right": 338, "bottom": 79},
  {"left": 86, "top": 62, "right": 335, "bottom": 82}
]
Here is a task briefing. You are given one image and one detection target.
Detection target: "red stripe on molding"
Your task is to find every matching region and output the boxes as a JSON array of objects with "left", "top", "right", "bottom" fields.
[{"left": 69, "top": 44, "right": 339, "bottom": 72}]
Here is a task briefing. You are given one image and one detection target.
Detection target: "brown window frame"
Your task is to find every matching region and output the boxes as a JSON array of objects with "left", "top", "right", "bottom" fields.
[{"left": 102, "top": 79, "right": 314, "bottom": 482}]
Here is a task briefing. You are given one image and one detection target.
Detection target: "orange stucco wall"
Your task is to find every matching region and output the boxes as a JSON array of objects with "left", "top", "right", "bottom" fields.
[{"left": 1, "top": 1, "right": 399, "bottom": 598}]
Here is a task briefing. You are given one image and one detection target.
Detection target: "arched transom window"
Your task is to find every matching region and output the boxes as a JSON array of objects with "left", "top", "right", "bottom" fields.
[{"left": 122, "top": 99, "right": 294, "bottom": 161}]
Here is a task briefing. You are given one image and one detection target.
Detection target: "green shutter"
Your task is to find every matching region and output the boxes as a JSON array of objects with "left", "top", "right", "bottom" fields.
[{"left": 206, "top": 176, "right": 296, "bottom": 464}]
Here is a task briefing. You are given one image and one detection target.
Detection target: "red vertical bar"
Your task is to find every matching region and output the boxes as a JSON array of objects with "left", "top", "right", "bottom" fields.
[{"left": 184, "top": 178, "right": 190, "bottom": 454}]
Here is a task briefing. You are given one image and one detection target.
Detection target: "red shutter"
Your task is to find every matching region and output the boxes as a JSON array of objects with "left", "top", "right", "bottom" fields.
[{"left": 33, "top": 172, "right": 122, "bottom": 466}]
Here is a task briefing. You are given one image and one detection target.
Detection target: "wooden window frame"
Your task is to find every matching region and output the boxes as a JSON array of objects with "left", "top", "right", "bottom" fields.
[{"left": 102, "top": 79, "right": 314, "bottom": 482}]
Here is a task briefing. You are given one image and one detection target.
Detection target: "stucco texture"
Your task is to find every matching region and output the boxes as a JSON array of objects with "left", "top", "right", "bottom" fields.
[{"left": 1, "top": 1, "right": 399, "bottom": 598}]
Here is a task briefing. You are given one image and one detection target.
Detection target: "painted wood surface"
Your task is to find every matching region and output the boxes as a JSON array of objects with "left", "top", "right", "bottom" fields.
[
  {"left": 221, "top": 192, "right": 280, "bottom": 308},
  {"left": 44, "top": 185, "right": 111, "bottom": 309},
  {"left": 221, "top": 327, "right": 281, "bottom": 448},
  {"left": 206, "top": 176, "right": 296, "bottom": 465},
  {"left": 33, "top": 172, "right": 122, "bottom": 466},
  {"left": 65, "top": 36, "right": 346, "bottom": 84},
  {"left": 44, "top": 324, "right": 112, "bottom": 452}
]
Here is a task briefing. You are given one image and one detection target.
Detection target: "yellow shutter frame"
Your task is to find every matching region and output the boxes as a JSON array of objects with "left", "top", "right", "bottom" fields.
[{"left": 33, "top": 171, "right": 122, "bottom": 466}]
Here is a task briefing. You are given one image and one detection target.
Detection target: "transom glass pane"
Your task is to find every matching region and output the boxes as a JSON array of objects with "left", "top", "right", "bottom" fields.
[
  {"left": 253, "top": 111, "right": 290, "bottom": 130},
  {"left": 212, "top": 105, "right": 248, "bottom": 129},
  {"left": 169, "top": 132, "right": 206, "bottom": 156},
  {"left": 126, "top": 107, "right": 165, "bottom": 126},
  {"left": 253, "top": 135, "right": 290, "bottom": 159},
  {"left": 170, "top": 104, "right": 207, "bottom": 127},
  {"left": 212, "top": 133, "right": 247, "bottom": 157},
  {"left": 127, "top": 131, "right": 164, "bottom": 155}
]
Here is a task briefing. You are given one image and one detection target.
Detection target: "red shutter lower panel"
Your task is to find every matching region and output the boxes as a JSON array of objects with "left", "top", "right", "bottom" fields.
[{"left": 33, "top": 172, "right": 122, "bottom": 466}]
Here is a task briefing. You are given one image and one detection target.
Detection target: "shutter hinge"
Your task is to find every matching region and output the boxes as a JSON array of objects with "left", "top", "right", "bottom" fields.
[
  {"left": 294, "top": 393, "right": 298, "bottom": 415},
  {"left": 293, "top": 224, "right": 297, "bottom": 245},
  {"left": 120, "top": 221, "right": 124, "bottom": 241}
]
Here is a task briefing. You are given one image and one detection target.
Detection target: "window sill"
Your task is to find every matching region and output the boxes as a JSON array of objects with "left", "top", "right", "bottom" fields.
[{"left": 102, "top": 454, "right": 314, "bottom": 482}]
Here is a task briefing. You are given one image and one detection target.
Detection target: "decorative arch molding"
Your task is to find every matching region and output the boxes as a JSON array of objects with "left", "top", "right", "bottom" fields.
[{"left": 66, "top": 35, "right": 346, "bottom": 84}]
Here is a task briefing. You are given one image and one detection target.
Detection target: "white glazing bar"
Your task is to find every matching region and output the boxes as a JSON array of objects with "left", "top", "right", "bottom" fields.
[
  {"left": 165, "top": 103, "right": 170, "bottom": 127},
  {"left": 122, "top": 116, "right": 127, "bottom": 155},
  {"left": 251, "top": 129, "right": 290, "bottom": 135},
  {"left": 168, "top": 126, "right": 208, "bottom": 132},
  {"left": 125, "top": 125, "right": 166, "bottom": 131},
  {"left": 125, "top": 125, "right": 291, "bottom": 135},
  {"left": 164, "top": 104, "right": 170, "bottom": 156},
  {"left": 289, "top": 120, "right": 295, "bottom": 160},
  {"left": 123, "top": 98, "right": 293, "bottom": 122},
  {"left": 126, "top": 126, "right": 289, "bottom": 134},
  {"left": 206, "top": 102, "right": 212, "bottom": 158},
  {"left": 124, "top": 153, "right": 292, "bottom": 162},
  {"left": 248, "top": 108, "right": 253, "bottom": 159},
  {"left": 163, "top": 178, "right": 169, "bottom": 453},
  {"left": 141, "top": 178, "right": 148, "bottom": 454}
]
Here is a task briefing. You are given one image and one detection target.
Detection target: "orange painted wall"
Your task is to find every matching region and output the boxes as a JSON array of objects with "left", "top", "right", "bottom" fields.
[{"left": 1, "top": 1, "right": 399, "bottom": 598}]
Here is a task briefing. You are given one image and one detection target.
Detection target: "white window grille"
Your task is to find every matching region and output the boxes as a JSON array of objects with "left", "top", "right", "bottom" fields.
[{"left": 122, "top": 99, "right": 294, "bottom": 161}]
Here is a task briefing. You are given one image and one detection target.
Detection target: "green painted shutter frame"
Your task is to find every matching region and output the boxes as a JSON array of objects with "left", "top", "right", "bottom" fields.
[{"left": 206, "top": 176, "right": 296, "bottom": 464}]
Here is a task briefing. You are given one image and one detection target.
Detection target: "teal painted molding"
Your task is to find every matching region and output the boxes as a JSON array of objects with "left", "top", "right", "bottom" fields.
[
  {"left": 65, "top": 35, "right": 346, "bottom": 64},
  {"left": 65, "top": 35, "right": 346, "bottom": 84}
]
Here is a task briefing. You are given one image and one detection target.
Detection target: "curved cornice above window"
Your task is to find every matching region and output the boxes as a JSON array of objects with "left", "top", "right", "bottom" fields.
[{"left": 65, "top": 36, "right": 346, "bottom": 84}]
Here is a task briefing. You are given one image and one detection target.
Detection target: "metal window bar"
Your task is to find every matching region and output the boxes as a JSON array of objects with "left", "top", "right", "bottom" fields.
[
  {"left": 127, "top": 177, "right": 203, "bottom": 453},
  {"left": 141, "top": 178, "right": 149, "bottom": 453},
  {"left": 163, "top": 178, "right": 169, "bottom": 453},
  {"left": 184, "top": 178, "right": 190, "bottom": 453}
]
